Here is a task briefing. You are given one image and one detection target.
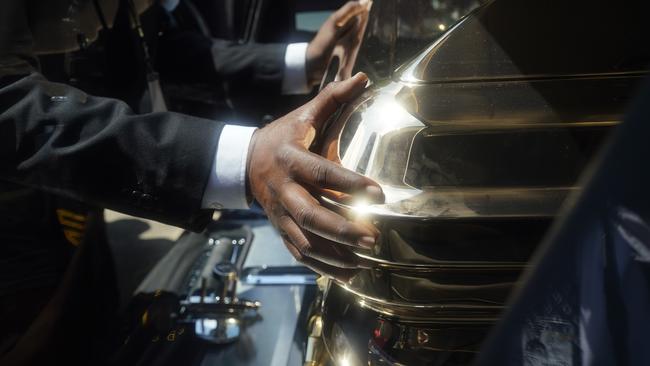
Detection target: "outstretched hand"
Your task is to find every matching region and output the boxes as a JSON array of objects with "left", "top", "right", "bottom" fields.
[
  {"left": 247, "top": 72, "right": 384, "bottom": 281},
  {"left": 306, "top": 1, "right": 369, "bottom": 86}
]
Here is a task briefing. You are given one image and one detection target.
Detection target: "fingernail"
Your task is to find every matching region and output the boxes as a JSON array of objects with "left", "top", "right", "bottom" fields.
[
  {"left": 365, "top": 185, "right": 384, "bottom": 202},
  {"left": 354, "top": 72, "right": 368, "bottom": 83},
  {"left": 358, "top": 236, "right": 375, "bottom": 248}
]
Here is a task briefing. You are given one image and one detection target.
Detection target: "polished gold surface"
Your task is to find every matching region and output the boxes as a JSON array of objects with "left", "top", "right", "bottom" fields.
[
  {"left": 313, "top": 50, "right": 631, "bottom": 366},
  {"left": 314, "top": 74, "right": 628, "bottom": 365},
  {"left": 318, "top": 77, "right": 629, "bottom": 219},
  {"left": 320, "top": 283, "right": 490, "bottom": 366},
  {"left": 312, "top": 0, "right": 645, "bottom": 363},
  {"left": 313, "top": 47, "right": 628, "bottom": 366}
]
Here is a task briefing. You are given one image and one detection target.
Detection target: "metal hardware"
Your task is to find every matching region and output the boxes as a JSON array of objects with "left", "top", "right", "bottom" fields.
[
  {"left": 242, "top": 265, "right": 318, "bottom": 286},
  {"left": 180, "top": 272, "right": 260, "bottom": 344},
  {"left": 180, "top": 236, "right": 260, "bottom": 344}
]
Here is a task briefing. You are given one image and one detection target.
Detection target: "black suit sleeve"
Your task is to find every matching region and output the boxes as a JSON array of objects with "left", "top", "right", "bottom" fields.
[
  {"left": 0, "top": 73, "right": 223, "bottom": 231},
  {"left": 153, "top": 3, "right": 287, "bottom": 94},
  {"left": 157, "top": 31, "right": 286, "bottom": 92}
]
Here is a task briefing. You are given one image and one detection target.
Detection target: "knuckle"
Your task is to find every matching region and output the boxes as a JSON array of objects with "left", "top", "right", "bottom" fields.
[
  {"left": 347, "top": 171, "right": 369, "bottom": 191},
  {"left": 267, "top": 181, "right": 279, "bottom": 198},
  {"left": 277, "top": 182, "right": 297, "bottom": 205},
  {"left": 318, "top": 82, "right": 338, "bottom": 99},
  {"left": 301, "top": 113, "right": 318, "bottom": 127},
  {"left": 295, "top": 206, "right": 316, "bottom": 229},
  {"left": 334, "top": 223, "right": 352, "bottom": 244},
  {"left": 277, "top": 213, "right": 292, "bottom": 227},
  {"left": 276, "top": 145, "right": 296, "bottom": 170},
  {"left": 296, "top": 241, "right": 312, "bottom": 259},
  {"left": 310, "top": 162, "right": 329, "bottom": 185},
  {"left": 323, "top": 81, "right": 339, "bottom": 93},
  {"left": 286, "top": 242, "right": 305, "bottom": 263},
  {"left": 337, "top": 172, "right": 355, "bottom": 191},
  {"left": 279, "top": 231, "right": 291, "bottom": 243}
]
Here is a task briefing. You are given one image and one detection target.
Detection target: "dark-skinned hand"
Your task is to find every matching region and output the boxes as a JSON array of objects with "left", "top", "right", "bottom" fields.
[{"left": 247, "top": 72, "right": 384, "bottom": 281}]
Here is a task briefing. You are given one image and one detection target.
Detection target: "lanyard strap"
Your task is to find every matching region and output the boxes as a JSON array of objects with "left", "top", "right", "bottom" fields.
[{"left": 124, "top": 0, "right": 168, "bottom": 112}]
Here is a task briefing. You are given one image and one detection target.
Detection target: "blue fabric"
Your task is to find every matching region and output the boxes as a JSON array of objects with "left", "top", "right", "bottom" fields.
[{"left": 477, "top": 77, "right": 650, "bottom": 366}]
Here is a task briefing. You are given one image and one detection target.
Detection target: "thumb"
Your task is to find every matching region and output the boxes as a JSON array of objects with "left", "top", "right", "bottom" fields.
[
  {"left": 304, "top": 72, "right": 368, "bottom": 129},
  {"left": 333, "top": 1, "right": 367, "bottom": 28}
]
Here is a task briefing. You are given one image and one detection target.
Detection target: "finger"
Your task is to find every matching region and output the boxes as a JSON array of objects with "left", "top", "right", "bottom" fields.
[
  {"left": 278, "top": 215, "right": 362, "bottom": 269},
  {"left": 333, "top": 1, "right": 366, "bottom": 28},
  {"left": 334, "top": 10, "right": 359, "bottom": 34},
  {"left": 284, "top": 239, "right": 360, "bottom": 282},
  {"left": 288, "top": 148, "right": 384, "bottom": 203},
  {"left": 302, "top": 72, "right": 368, "bottom": 129},
  {"left": 337, "top": 17, "right": 362, "bottom": 45},
  {"left": 334, "top": 1, "right": 363, "bottom": 17},
  {"left": 280, "top": 182, "right": 377, "bottom": 248},
  {"left": 311, "top": 187, "right": 383, "bottom": 245}
]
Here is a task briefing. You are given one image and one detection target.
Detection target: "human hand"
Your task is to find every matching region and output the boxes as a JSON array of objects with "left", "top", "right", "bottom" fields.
[
  {"left": 306, "top": 1, "right": 369, "bottom": 86},
  {"left": 247, "top": 72, "right": 383, "bottom": 281}
]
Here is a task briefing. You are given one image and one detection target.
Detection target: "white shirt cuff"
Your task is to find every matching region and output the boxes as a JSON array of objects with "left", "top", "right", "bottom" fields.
[
  {"left": 282, "top": 42, "right": 311, "bottom": 95},
  {"left": 202, "top": 125, "right": 257, "bottom": 210}
]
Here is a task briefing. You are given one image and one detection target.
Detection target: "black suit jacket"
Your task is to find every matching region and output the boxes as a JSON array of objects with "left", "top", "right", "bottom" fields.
[
  {"left": 0, "top": 1, "right": 236, "bottom": 361},
  {"left": 0, "top": 72, "right": 223, "bottom": 327},
  {"left": 0, "top": 0, "right": 224, "bottom": 305},
  {"left": 0, "top": 0, "right": 282, "bottom": 231},
  {"left": 0, "top": 0, "right": 284, "bottom": 364},
  {"left": 0, "top": 72, "right": 222, "bottom": 230}
]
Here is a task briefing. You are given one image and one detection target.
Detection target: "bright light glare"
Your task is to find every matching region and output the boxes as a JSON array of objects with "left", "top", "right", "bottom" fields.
[
  {"left": 438, "top": 23, "right": 446, "bottom": 31},
  {"left": 351, "top": 199, "right": 371, "bottom": 216},
  {"left": 380, "top": 102, "right": 406, "bottom": 125},
  {"left": 339, "top": 355, "right": 351, "bottom": 366}
]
